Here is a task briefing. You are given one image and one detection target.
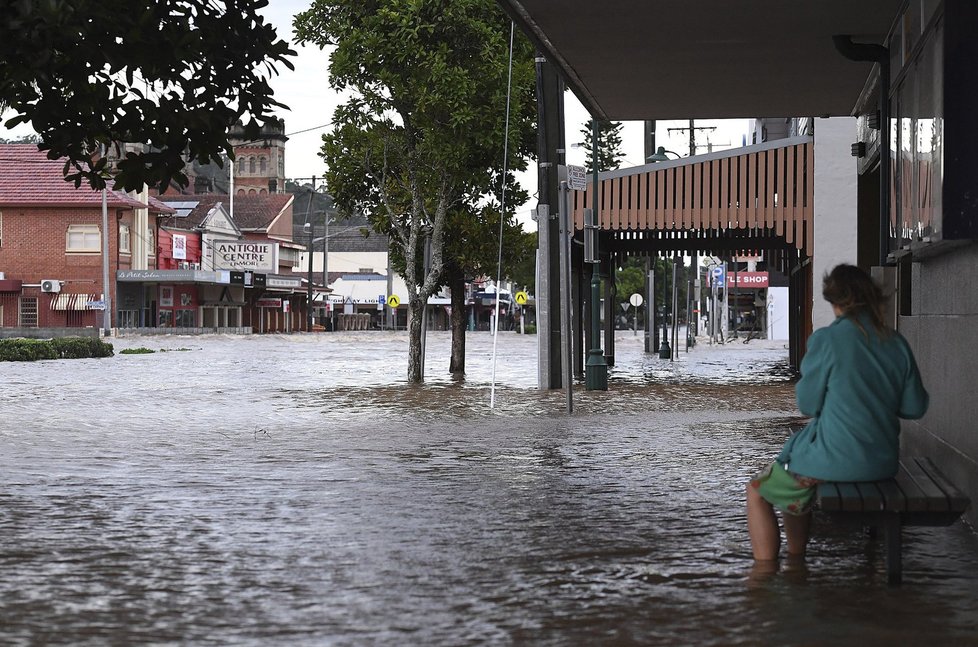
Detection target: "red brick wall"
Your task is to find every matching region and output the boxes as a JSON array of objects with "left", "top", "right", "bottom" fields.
[{"left": 0, "top": 205, "right": 133, "bottom": 326}]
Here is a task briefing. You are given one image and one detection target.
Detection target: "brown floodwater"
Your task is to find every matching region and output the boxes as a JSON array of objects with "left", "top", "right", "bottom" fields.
[{"left": 1, "top": 331, "right": 976, "bottom": 645}]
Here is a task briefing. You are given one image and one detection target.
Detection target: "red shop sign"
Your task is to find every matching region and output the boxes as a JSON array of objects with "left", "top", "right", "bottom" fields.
[{"left": 726, "top": 271, "right": 769, "bottom": 289}]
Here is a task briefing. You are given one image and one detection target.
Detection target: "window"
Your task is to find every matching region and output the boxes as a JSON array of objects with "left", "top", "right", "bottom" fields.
[
  {"left": 0, "top": 303, "right": 4, "bottom": 327},
  {"left": 237, "top": 157, "right": 245, "bottom": 175},
  {"left": 119, "top": 223, "right": 131, "bottom": 254},
  {"left": 249, "top": 157, "right": 256, "bottom": 173},
  {"left": 147, "top": 227, "right": 156, "bottom": 257},
  {"left": 18, "top": 297, "right": 38, "bottom": 327},
  {"left": 66, "top": 224, "right": 100, "bottom": 253},
  {"left": 175, "top": 309, "right": 196, "bottom": 327},
  {"left": 259, "top": 156, "right": 267, "bottom": 174},
  {"left": 0, "top": 211, "right": 3, "bottom": 247}
]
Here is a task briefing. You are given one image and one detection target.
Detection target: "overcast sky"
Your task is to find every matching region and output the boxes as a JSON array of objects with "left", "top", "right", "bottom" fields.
[{"left": 2, "top": 1, "right": 750, "bottom": 227}]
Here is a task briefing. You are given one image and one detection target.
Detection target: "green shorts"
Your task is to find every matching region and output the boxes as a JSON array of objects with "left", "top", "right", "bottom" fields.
[{"left": 750, "top": 462, "right": 820, "bottom": 516}]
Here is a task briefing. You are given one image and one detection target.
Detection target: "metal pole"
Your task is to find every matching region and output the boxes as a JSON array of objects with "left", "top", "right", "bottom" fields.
[
  {"left": 101, "top": 182, "right": 111, "bottom": 336},
  {"left": 558, "top": 178, "right": 573, "bottom": 413},
  {"left": 307, "top": 227, "right": 314, "bottom": 331},
  {"left": 671, "top": 254, "right": 679, "bottom": 361},
  {"left": 586, "top": 119, "right": 608, "bottom": 390},
  {"left": 323, "top": 215, "right": 330, "bottom": 331},
  {"left": 658, "top": 257, "right": 671, "bottom": 358}
]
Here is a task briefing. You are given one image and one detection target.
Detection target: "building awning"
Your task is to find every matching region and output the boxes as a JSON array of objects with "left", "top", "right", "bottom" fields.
[
  {"left": 497, "top": 0, "right": 901, "bottom": 119},
  {"left": 50, "top": 293, "right": 98, "bottom": 311}
]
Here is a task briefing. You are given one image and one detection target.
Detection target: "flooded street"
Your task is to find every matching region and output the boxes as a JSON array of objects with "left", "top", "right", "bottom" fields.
[{"left": 2, "top": 331, "right": 977, "bottom": 645}]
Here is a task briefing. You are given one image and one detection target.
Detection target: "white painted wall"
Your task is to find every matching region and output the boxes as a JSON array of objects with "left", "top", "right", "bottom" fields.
[
  {"left": 767, "top": 287, "right": 790, "bottom": 340},
  {"left": 812, "top": 117, "right": 859, "bottom": 329}
]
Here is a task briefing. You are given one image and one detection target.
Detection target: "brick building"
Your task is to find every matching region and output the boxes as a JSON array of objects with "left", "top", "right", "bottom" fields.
[{"left": 0, "top": 144, "right": 170, "bottom": 333}]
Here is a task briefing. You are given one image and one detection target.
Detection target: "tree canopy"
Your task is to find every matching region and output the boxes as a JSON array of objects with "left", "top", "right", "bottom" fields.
[
  {"left": 294, "top": 0, "right": 537, "bottom": 382},
  {"left": 0, "top": 1, "right": 294, "bottom": 191}
]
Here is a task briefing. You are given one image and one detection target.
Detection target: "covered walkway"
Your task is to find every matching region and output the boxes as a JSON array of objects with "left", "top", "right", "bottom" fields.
[{"left": 565, "top": 136, "right": 815, "bottom": 373}]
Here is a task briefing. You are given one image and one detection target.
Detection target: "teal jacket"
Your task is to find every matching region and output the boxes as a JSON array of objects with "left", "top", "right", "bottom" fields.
[{"left": 777, "top": 314, "right": 929, "bottom": 481}]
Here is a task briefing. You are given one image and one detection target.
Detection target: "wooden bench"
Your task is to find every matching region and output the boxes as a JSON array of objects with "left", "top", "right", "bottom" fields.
[{"left": 815, "top": 457, "right": 971, "bottom": 585}]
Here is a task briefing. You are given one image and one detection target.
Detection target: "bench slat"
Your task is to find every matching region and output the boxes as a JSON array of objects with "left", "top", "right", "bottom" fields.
[
  {"left": 835, "top": 482, "right": 865, "bottom": 512},
  {"left": 855, "top": 482, "right": 883, "bottom": 510},
  {"left": 899, "top": 459, "right": 950, "bottom": 512},
  {"left": 874, "top": 479, "right": 907, "bottom": 512},
  {"left": 893, "top": 464, "right": 932, "bottom": 512},
  {"left": 818, "top": 482, "right": 843, "bottom": 512},
  {"left": 914, "top": 457, "right": 971, "bottom": 513}
]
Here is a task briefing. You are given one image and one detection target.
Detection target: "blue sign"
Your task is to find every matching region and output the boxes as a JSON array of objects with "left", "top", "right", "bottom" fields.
[
  {"left": 378, "top": 294, "right": 386, "bottom": 304},
  {"left": 711, "top": 266, "right": 725, "bottom": 287}
]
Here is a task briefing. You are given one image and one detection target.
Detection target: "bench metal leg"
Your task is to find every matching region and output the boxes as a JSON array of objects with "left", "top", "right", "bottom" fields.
[{"left": 883, "top": 513, "right": 902, "bottom": 586}]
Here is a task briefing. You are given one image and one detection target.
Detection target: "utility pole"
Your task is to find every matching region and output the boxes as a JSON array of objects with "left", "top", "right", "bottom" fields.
[{"left": 667, "top": 121, "right": 717, "bottom": 156}]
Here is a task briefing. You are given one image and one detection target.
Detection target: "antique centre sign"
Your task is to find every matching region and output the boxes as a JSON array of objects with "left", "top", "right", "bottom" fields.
[{"left": 213, "top": 240, "right": 279, "bottom": 272}]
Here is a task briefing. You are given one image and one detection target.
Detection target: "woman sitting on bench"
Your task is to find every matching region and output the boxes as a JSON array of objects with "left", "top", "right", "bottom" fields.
[{"left": 746, "top": 264, "right": 929, "bottom": 562}]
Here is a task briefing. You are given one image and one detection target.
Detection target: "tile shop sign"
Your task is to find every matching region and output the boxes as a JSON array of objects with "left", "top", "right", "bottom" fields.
[{"left": 213, "top": 240, "right": 279, "bottom": 272}]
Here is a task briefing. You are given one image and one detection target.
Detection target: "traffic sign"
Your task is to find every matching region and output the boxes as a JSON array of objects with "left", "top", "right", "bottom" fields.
[
  {"left": 629, "top": 293, "right": 644, "bottom": 307},
  {"left": 386, "top": 294, "right": 401, "bottom": 308},
  {"left": 515, "top": 290, "right": 528, "bottom": 305}
]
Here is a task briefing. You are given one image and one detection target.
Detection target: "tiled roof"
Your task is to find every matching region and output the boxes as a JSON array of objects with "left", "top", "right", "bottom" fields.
[
  {"left": 0, "top": 144, "right": 147, "bottom": 209},
  {"left": 159, "top": 193, "right": 292, "bottom": 230}
]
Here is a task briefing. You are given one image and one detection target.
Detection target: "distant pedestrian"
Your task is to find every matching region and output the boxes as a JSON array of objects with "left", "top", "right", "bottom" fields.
[{"left": 746, "top": 264, "right": 929, "bottom": 562}]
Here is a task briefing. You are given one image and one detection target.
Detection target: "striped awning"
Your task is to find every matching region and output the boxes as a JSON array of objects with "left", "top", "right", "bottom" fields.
[{"left": 50, "top": 293, "right": 97, "bottom": 311}]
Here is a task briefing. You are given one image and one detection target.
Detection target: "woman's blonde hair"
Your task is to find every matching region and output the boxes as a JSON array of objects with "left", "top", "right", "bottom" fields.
[{"left": 822, "top": 264, "right": 889, "bottom": 336}]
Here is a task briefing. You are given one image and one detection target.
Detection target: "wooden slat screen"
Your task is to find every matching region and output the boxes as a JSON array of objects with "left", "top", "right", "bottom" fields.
[{"left": 575, "top": 139, "right": 811, "bottom": 256}]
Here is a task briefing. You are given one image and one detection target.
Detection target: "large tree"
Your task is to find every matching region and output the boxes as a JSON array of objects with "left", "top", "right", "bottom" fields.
[
  {"left": 578, "top": 119, "right": 624, "bottom": 174},
  {"left": 0, "top": 1, "right": 294, "bottom": 191},
  {"left": 294, "top": 0, "right": 536, "bottom": 383}
]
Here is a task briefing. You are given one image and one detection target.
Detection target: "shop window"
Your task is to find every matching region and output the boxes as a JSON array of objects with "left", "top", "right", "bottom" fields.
[
  {"left": 889, "top": 17, "right": 943, "bottom": 252},
  {"left": 175, "top": 309, "right": 195, "bottom": 327},
  {"left": 66, "top": 224, "right": 100, "bottom": 253},
  {"left": 160, "top": 286, "right": 173, "bottom": 307},
  {"left": 119, "top": 223, "right": 131, "bottom": 254},
  {"left": 18, "top": 297, "right": 38, "bottom": 327},
  {"left": 159, "top": 310, "right": 173, "bottom": 327}
]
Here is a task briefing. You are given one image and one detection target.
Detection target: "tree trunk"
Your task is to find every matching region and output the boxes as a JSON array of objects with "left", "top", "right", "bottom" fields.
[
  {"left": 448, "top": 269, "right": 466, "bottom": 376},
  {"left": 406, "top": 297, "right": 425, "bottom": 382}
]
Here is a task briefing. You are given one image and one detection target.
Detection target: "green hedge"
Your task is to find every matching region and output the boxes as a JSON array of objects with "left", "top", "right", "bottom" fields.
[{"left": 0, "top": 337, "right": 114, "bottom": 362}]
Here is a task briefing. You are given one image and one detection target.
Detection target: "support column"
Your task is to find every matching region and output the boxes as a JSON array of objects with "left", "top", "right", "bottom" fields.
[{"left": 534, "top": 55, "right": 565, "bottom": 389}]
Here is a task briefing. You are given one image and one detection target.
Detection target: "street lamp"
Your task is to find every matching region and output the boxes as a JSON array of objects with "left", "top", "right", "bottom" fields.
[
  {"left": 303, "top": 222, "right": 314, "bottom": 331},
  {"left": 585, "top": 118, "right": 608, "bottom": 391},
  {"left": 647, "top": 147, "right": 679, "bottom": 359},
  {"left": 646, "top": 146, "right": 681, "bottom": 163},
  {"left": 658, "top": 258, "right": 671, "bottom": 359}
]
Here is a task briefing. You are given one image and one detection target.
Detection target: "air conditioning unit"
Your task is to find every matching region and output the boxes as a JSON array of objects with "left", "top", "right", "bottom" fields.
[
  {"left": 40, "top": 279, "right": 61, "bottom": 293},
  {"left": 191, "top": 262, "right": 201, "bottom": 270},
  {"left": 178, "top": 261, "right": 189, "bottom": 270}
]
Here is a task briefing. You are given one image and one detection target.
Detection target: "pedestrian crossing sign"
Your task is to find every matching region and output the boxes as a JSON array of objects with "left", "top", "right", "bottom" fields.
[
  {"left": 515, "top": 291, "right": 528, "bottom": 305},
  {"left": 387, "top": 294, "right": 401, "bottom": 308}
]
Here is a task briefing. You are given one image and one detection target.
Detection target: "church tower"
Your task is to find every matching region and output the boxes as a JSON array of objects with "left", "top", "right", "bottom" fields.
[{"left": 230, "top": 118, "right": 287, "bottom": 195}]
